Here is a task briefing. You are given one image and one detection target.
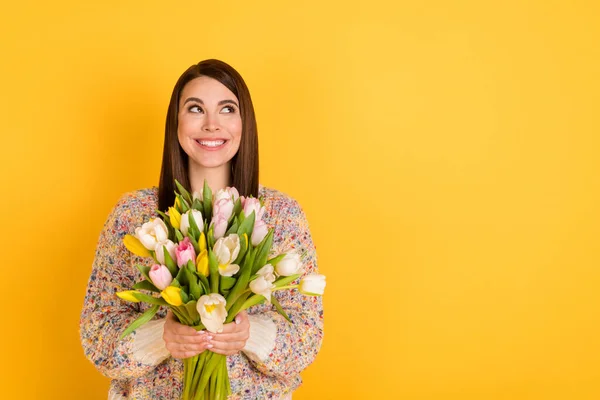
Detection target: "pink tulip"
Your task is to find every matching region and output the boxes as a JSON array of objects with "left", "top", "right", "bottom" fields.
[
  {"left": 251, "top": 218, "right": 269, "bottom": 246},
  {"left": 213, "top": 197, "right": 234, "bottom": 221},
  {"left": 175, "top": 237, "right": 196, "bottom": 268},
  {"left": 211, "top": 214, "right": 229, "bottom": 240},
  {"left": 243, "top": 197, "right": 265, "bottom": 220},
  {"left": 149, "top": 264, "right": 173, "bottom": 290}
]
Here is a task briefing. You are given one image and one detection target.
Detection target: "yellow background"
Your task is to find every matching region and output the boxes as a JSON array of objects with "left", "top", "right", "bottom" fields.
[{"left": 1, "top": 0, "right": 599, "bottom": 399}]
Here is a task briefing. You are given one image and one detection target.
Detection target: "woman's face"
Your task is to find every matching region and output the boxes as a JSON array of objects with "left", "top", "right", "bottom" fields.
[{"left": 177, "top": 76, "right": 242, "bottom": 171}]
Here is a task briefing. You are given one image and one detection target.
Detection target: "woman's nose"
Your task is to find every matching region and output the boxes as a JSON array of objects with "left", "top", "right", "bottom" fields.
[{"left": 202, "top": 113, "right": 220, "bottom": 132}]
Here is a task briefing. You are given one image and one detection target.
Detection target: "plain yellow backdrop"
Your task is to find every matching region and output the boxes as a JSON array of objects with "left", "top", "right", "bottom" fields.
[{"left": 1, "top": 0, "right": 599, "bottom": 399}]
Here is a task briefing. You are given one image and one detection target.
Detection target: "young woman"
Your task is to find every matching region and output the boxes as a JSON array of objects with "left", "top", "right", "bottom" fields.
[{"left": 79, "top": 59, "right": 324, "bottom": 399}]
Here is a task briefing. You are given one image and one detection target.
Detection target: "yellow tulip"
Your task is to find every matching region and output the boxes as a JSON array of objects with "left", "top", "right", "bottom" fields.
[
  {"left": 196, "top": 249, "right": 209, "bottom": 276},
  {"left": 161, "top": 286, "right": 183, "bottom": 306},
  {"left": 175, "top": 196, "right": 181, "bottom": 212},
  {"left": 116, "top": 290, "right": 142, "bottom": 303},
  {"left": 123, "top": 234, "right": 151, "bottom": 258},
  {"left": 168, "top": 207, "right": 181, "bottom": 230},
  {"left": 199, "top": 232, "right": 207, "bottom": 252}
]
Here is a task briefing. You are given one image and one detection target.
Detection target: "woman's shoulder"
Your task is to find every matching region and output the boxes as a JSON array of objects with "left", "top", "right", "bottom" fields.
[
  {"left": 110, "top": 185, "right": 159, "bottom": 221},
  {"left": 258, "top": 183, "right": 302, "bottom": 210}
]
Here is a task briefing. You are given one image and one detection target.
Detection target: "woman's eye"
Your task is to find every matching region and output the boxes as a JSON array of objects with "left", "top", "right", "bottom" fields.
[
  {"left": 189, "top": 105, "right": 203, "bottom": 113},
  {"left": 222, "top": 106, "right": 235, "bottom": 113}
]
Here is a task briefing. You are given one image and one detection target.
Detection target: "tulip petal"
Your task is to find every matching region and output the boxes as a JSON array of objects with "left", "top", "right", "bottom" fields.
[{"left": 123, "top": 234, "right": 151, "bottom": 258}]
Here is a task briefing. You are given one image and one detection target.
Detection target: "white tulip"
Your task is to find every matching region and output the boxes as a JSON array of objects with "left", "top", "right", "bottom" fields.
[
  {"left": 192, "top": 189, "right": 203, "bottom": 201},
  {"left": 249, "top": 276, "right": 276, "bottom": 303},
  {"left": 154, "top": 240, "right": 177, "bottom": 265},
  {"left": 179, "top": 209, "right": 204, "bottom": 237},
  {"left": 274, "top": 251, "right": 304, "bottom": 276},
  {"left": 214, "top": 187, "right": 239, "bottom": 203},
  {"left": 135, "top": 218, "right": 169, "bottom": 250},
  {"left": 197, "top": 294, "right": 228, "bottom": 333},
  {"left": 214, "top": 234, "right": 240, "bottom": 265},
  {"left": 299, "top": 274, "right": 326, "bottom": 296},
  {"left": 214, "top": 234, "right": 241, "bottom": 276},
  {"left": 256, "top": 264, "right": 276, "bottom": 282}
]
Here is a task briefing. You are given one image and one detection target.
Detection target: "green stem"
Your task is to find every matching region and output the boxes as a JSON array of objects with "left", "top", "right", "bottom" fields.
[{"left": 272, "top": 285, "right": 298, "bottom": 291}]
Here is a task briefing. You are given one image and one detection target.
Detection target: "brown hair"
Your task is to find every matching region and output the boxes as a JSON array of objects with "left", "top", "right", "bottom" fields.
[{"left": 158, "top": 59, "right": 259, "bottom": 211}]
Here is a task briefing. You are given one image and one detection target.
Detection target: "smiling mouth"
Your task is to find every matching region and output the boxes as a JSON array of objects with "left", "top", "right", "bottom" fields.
[{"left": 194, "top": 139, "right": 227, "bottom": 148}]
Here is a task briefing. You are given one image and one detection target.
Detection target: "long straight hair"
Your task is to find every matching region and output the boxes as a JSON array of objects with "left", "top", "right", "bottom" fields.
[{"left": 158, "top": 59, "right": 259, "bottom": 211}]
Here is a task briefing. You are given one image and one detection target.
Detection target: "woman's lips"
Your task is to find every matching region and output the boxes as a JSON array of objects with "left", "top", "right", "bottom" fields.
[{"left": 194, "top": 138, "right": 228, "bottom": 151}]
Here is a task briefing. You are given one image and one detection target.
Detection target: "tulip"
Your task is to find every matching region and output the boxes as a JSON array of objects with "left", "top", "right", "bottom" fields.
[
  {"left": 168, "top": 207, "right": 181, "bottom": 230},
  {"left": 148, "top": 264, "right": 173, "bottom": 290},
  {"left": 197, "top": 293, "right": 228, "bottom": 333},
  {"left": 154, "top": 240, "right": 177, "bottom": 265},
  {"left": 214, "top": 234, "right": 240, "bottom": 266},
  {"left": 256, "top": 263, "right": 276, "bottom": 281},
  {"left": 298, "top": 274, "right": 326, "bottom": 296},
  {"left": 242, "top": 197, "right": 265, "bottom": 220},
  {"left": 179, "top": 209, "right": 204, "bottom": 237},
  {"left": 123, "top": 234, "right": 151, "bottom": 258},
  {"left": 161, "top": 286, "right": 183, "bottom": 306},
  {"left": 210, "top": 214, "right": 229, "bottom": 240},
  {"left": 192, "top": 189, "right": 203, "bottom": 201},
  {"left": 134, "top": 218, "right": 169, "bottom": 250},
  {"left": 196, "top": 249, "right": 209, "bottom": 276},
  {"left": 251, "top": 219, "right": 269, "bottom": 246},
  {"left": 274, "top": 251, "right": 304, "bottom": 276},
  {"left": 199, "top": 232, "right": 207, "bottom": 252},
  {"left": 116, "top": 290, "right": 142, "bottom": 302},
  {"left": 249, "top": 276, "right": 276, "bottom": 303},
  {"left": 175, "top": 237, "right": 196, "bottom": 268},
  {"left": 213, "top": 197, "right": 235, "bottom": 221},
  {"left": 214, "top": 187, "right": 239, "bottom": 203}
]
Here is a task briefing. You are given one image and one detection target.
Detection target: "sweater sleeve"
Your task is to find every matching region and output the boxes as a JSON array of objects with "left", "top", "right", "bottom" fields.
[
  {"left": 79, "top": 194, "right": 170, "bottom": 379},
  {"left": 241, "top": 198, "right": 324, "bottom": 379}
]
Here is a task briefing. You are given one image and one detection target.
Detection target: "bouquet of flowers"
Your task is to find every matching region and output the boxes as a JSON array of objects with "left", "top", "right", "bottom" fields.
[{"left": 115, "top": 180, "right": 326, "bottom": 400}]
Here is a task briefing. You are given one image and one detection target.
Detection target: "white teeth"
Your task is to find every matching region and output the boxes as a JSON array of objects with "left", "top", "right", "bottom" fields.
[{"left": 196, "top": 140, "right": 225, "bottom": 147}]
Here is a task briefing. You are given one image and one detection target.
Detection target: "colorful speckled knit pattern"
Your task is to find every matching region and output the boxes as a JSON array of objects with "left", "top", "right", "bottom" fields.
[{"left": 79, "top": 185, "right": 324, "bottom": 399}]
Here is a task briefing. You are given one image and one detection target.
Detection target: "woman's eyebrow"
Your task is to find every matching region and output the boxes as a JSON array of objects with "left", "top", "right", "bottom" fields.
[{"left": 182, "top": 97, "right": 239, "bottom": 107}]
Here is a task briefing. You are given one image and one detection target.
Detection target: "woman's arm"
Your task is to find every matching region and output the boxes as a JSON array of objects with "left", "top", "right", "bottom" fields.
[
  {"left": 241, "top": 198, "right": 324, "bottom": 378},
  {"left": 79, "top": 193, "right": 170, "bottom": 379}
]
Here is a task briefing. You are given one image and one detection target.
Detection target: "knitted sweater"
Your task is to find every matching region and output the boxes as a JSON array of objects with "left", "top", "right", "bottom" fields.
[{"left": 79, "top": 184, "right": 324, "bottom": 399}]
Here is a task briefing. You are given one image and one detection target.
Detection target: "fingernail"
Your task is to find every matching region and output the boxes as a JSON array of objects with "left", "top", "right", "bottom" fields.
[
  {"left": 197, "top": 331, "right": 205, "bottom": 335},
  {"left": 207, "top": 335, "right": 213, "bottom": 340},
  {"left": 207, "top": 344, "right": 213, "bottom": 348},
  {"left": 235, "top": 317, "right": 241, "bottom": 325}
]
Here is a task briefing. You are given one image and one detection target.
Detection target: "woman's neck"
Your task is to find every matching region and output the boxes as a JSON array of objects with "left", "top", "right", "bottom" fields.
[{"left": 188, "top": 163, "right": 231, "bottom": 194}]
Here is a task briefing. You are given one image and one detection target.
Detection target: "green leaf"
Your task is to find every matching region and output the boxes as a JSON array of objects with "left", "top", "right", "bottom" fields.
[
  {"left": 183, "top": 300, "right": 200, "bottom": 325},
  {"left": 175, "top": 229, "right": 184, "bottom": 242},
  {"left": 132, "top": 292, "right": 169, "bottom": 306},
  {"left": 133, "top": 279, "right": 160, "bottom": 293},
  {"left": 171, "top": 278, "right": 181, "bottom": 288},
  {"left": 198, "top": 274, "right": 210, "bottom": 294},
  {"left": 176, "top": 263, "right": 190, "bottom": 286},
  {"left": 180, "top": 288, "right": 190, "bottom": 304},
  {"left": 119, "top": 304, "right": 160, "bottom": 339},
  {"left": 135, "top": 264, "right": 152, "bottom": 281},
  {"left": 273, "top": 274, "right": 301, "bottom": 287},
  {"left": 225, "top": 291, "right": 251, "bottom": 323},
  {"left": 267, "top": 253, "right": 286, "bottom": 266},
  {"left": 207, "top": 227, "right": 215, "bottom": 249},
  {"left": 271, "top": 295, "right": 292, "bottom": 323},
  {"left": 232, "top": 232, "right": 248, "bottom": 266},
  {"left": 240, "top": 293, "right": 267, "bottom": 311},
  {"left": 220, "top": 276, "right": 236, "bottom": 291},
  {"left": 237, "top": 210, "right": 255, "bottom": 238},
  {"left": 202, "top": 180, "right": 213, "bottom": 224},
  {"left": 188, "top": 231, "right": 200, "bottom": 255},
  {"left": 232, "top": 197, "right": 242, "bottom": 219},
  {"left": 189, "top": 269, "right": 202, "bottom": 300},
  {"left": 225, "top": 218, "right": 239, "bottom": 236},
  {"left": 192, "top": 197, "right": 203, "bottom": 212},
  {"left": 253, "top": 229, "right": 273, "bottom": 274},
  {"left": 162, "top": 245, "right": 178, "bottom": 276},
  {"left": 226, "top": 248, "right": 255, "bottom": 307},
  {"left": 175, "top": 179, "right": 193, "bottom": 205},
  {"left": 208, "top": 249, "right": 219, "bottom": 293}
]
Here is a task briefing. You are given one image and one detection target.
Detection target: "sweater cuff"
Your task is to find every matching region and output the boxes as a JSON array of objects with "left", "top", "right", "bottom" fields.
[
  {"left": 242, "top": 314, "right": 277, "bottom": 363},
  {"left": 131, "top": 318, "right": 171, "bottom": 366}
]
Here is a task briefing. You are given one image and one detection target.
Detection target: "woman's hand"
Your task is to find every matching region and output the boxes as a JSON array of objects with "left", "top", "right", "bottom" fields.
[
  {"left": 208, "top": 311, "right": 250, "bottom": 356},
  {"left": 163, "top": 310, "right": 212, "bottom": 359}
]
